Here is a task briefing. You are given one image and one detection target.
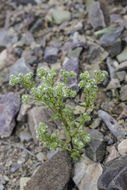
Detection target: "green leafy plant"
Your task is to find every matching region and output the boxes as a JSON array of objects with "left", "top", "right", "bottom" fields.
[{"left": 10, "top": 68, "right": 107, "bottom": 160}]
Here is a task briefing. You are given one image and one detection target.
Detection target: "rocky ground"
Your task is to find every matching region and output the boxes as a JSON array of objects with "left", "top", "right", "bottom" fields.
[{"left": 0, "top": 0, "right": 127, "bottom": 190}]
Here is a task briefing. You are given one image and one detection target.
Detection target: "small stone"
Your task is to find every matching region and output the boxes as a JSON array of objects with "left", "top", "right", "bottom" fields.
[
  {"left": 25, "top": 151, "right": 72, "bottom": 190},
  {"left": 115, "top": 71, "right": 126, "bottom": 82},
  {"left": 19, "top": 131, "right": 32, "bottom": 142},
  {"left": 0, "top": 50, "right": 7, "bottom": 71},
  {"left": 99, "top": 26, "right": 124, "bottom": 47},
  {"left": 28, "top": 106, "right": 56, "bottom": 144},
  {"left": 14, "top": 0, "right": 37, "bottom": 5},
  {"left": 17, "top": 104, "right": 31, "bottom": 122},
  {"left": 116, "top": 61, "right": 127, "bottom": 71},
  {"left": 68, "top": 47, "right": 83, "bottom": 58},
  {"left": 0, "top": 93, "right": 20, "bottom": 137},
  {"left": 62, "top": 57, "right": 79, "bottom": 91},
  {"left": 98, "top": 110, "right": 125, "bottom": 140},
  {"left": 90, "top": 118, "right": 101, "bottom": 129},
  {"left": 120, "top": 85, "right": 127, "bottom": 101},
  {"left": 0, "top": 184, "right": 4, "bottom": 190},
  {"left": 73, "top": 154, "right": 102, "bottom": 190},
  {"left": 118, "top": 106, "right": 127, "bottom": 120},
  {"left": 9, "top": 57, "right": 33, "bottom": 79},
  {"left": 88, "top": 2, "right": 106, "bottom": 30},
  {"left": 117, "top": 46, "right": 127, "bottom": 63},
  {"left": 51, "top": 9, "right": 71, "bottom": 25},
  {"left": 21, "top": 32, "right": 35, "bottom": 46},
  {"left": 85, "top": 129, "right": 106, "bottom": 162},
  {"left": 106, "top": 57, "right": 118, "bottom": 79},
  {"left": 20, "top": 177, "right": 31, "bottom": 190},
  {"left": 118, "top": 139, "right": 127, "bottom": 155},
  {"left": 106, "top": 146, "right": 119, "bottom": 163},
  {"left": 44, "top": 46, "right": 59, "bottom": 63},
  {"left": 106, "top": 78, "right": 120, "bottom": 90},
  {"left": 109, "top": 39, "right": 122, "bottom": 58},
  {"left": 36, "top": 152, "right": 45, "bottom": 161}
]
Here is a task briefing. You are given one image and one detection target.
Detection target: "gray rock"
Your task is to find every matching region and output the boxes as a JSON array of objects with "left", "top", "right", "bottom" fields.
[
  {"left": 0, "top": 184, "right": 4, "bottom": 190},
  {"left": 115, "top": 71, "right": 126, "bottom": 82},
  {"left": 51, "top": 9, "right": 71, "bottom": 25},
  {"left": 9, "top": 57, "right": 33, "bottom": 79},
  {"left": 118, "top": 139, "right": 127, "bottom": 155},
  {"left": 85, "top": 129, "right": 106, "bottom": 162},
  {"left": 44, "top": 46, "right": 59, "bottom": 63},
  {"left": 28, "top": 106, "right": 56, "bottom": 144},
  {"left": 97, "top": 155, "right": 127, "bottom": 190},
  {"left": 62, "top": 57, "right": 79, "bottom": 91},
  {"left": 21, "top": 32, "right": 35, "bottom": 46},
  {"left": 0, "top": 93, "right": 20, "bottom": 137},
  {"left": 116, "top": 61, "right": 127, "bottom": 71},
  {"left": 117, "top": 46, "right": 127, "bottom": 63},
  {"left": 106, "top": 57, "right": 118, "bottom": 79},
  {"left": 88, "top": 2, "right": 106, "bottom": 30},
  {"left": 98, "top": 110, "right": 124, "bottom": 140},
  {"left": 25, "top": 151, "right": 72, "bottom": 190},
  {"left": 20, "top": 178, "right": 31, "bottom": 190},
  {"left": 0, "top": 30, "right": 18, "bottom": 49},
  {"left": 73, "top": 154, "right": 102, "bottom": 190},
  {"left": 90, "top": 118, "right": 101, "bottom": 129},
  {"left": 18, "top": 131, "right": 32, "bottom": 142},
  {"left": 17, "top": 104, "right": 31, "bottom": 122},
  {"left": 109, "top": 39, "right": 122, "bottom": 57},
  {"left": 106, "top": 78, "right": 120, "bottom": 90},
  {"left": 106, "top": 146, "right": 119, "bottom": 163},
  {"left": 120, "top": 85, "right": 127, "bottom": 101},
  {"left": 13, "top": 0, "right": 37, "bottom": 5},
  {"left": 99, "top": 26, "right": 124, "bottom": 47}
]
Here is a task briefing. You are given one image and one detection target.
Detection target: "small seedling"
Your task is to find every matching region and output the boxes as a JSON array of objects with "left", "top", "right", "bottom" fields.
[{"left": 10, "top": 68, "right": 106, "bottom": 160}]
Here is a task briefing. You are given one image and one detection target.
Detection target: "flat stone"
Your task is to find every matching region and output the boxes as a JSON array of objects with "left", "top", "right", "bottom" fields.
[
  {"left": 120, "top": 85, "right": 127, "bottom": 101},
  {"left": 115, "top": 71, "right": 126, "bottom": 82},
  {"left": 106, "top": 57, "right": 118, "bottom": 79},
  {"left": 88, "top": 1, "right": 106, "bottom": 30},
  {"left": 18, "top": 131, "right": 32, "bottom": 142},
  {"left": 106, "top": 146, "right": 119, "bottom": 163},
  {"left": 85, "top": 129, "right": 106, "bottom": 162},
  {"left": 109, "top": 39, "right": 122, "bottom": 58},
  {"left": 25, "top": 151, "right": 72, "bottom": 190},
  {"left": 99, "top": 26, "right": 124, "bottom": 47},
  {"left": 73, "top": 155, "right": 102, "bottom": 190},
  {"left": 68, "top": 47, "right": 83, "bottom": 58},
  {"left": 21, "top": 32, "right": 35, "bottom": 46},
  {"left": 17, "top": 104, "right": 32, "bottom": 122},
  {"left": 13, "top": 0, "right": 37, "bottom": 5},
  {"left": 51, "top": 9, "right": 71, "bottom": 25},
  {"left": 98, "top": 155, "right": 127, "bottom": 190},
  {"left": 44, "top": 46, "right": 59, "bottom": 63},
  {"left": 28, "top": 106, "right": 56, "bottom": 144},
  {"left": 9, "top": 57, "right": 33, "bottom": 79},
  {"left": 118, "top": 106, "right": 127, "bottom": 120},
  {"left": 98, "top": 110, "right": 125, "bottom": 140},
  {"left": 20, "top": 177, "right": 31, "bottom": 190},
  {"left": 62, "top": 57, "right": 79, "bottom": 92},
  {"left": 118, "top": 139, "right": 127, "bottom": 155},
  {"left": 0, "top": 30, "right": 18, "bottom": 49},
  {"left": 90, "top": 118, "right": 101, "bottom": 129},
  {"left": 117, "top": 46, "right": 127, "bottom": 63},
  {"left": 106, "top": 78, "right": 120, "bottom": 90},
  {"left": 116, "top": 61, "right": 127, "bottom": 71},
  {"left": 0, "top": 93, "right": 20, "bottom": 137}
]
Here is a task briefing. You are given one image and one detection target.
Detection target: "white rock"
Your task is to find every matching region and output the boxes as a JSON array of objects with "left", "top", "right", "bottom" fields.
[
  {"left": 20, "top": 177, "right": 30, "bottom": 190},
  {"left": 118, "top": 139, "right": 127, "bottom": 155},
  {"left": 73, "top": 155, "right": 102, "bottom": 190},
  {"left": 0, "top": 50, "right": 7, "bottom": 71}
]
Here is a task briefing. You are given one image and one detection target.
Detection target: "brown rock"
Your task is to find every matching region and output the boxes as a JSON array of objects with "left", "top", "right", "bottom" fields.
[{"left": 25, "top": 151, "right": 72, "bottom": 190}]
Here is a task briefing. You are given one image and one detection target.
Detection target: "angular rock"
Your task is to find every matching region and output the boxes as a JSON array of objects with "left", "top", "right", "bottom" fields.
[
  {"left": 106, "top": 57, "right": 118, "bottom": 79},
  {"left": 118, "top": 139, "right": 127, "bottom": 155},
  {"left": 117, "top": 46, "right": 127, "bottom": 63},
  {"left": 13, "top": 0, "right": 37, "bottom": 5},
  {"left": 21, "top": 32, "right": 35, "bottom": 46},
  {"left": 51, "top": 9, "right": 71, "bottom": 25},
  {"left": 85, "top": 129, "right": 106, "bottom": 162},
  {"left": 88, "top": 2, "right": 106, "bottom": 30},
  {"left": 0, "top": 93, "right": 20, "bottom": 137},
  {"left": 116, "top": 61, "right": 127, "bottom": 71},
  {"left": 118, "top": 106, "right": 127, "bottom": 120},
  {"left": 9, "top": 57, "right": 33, "bottom": 79},
  {"left": 109, "top": 39, "right": 122, "bottom": 57},
  {"left": 106, "top": 146, "right": 119, "bottom": 163},
  {"left": 20, "top": 177, "right": 31, "bottom": 190},
  {"left": 0, "top": 50, "right": 7, "bottom": 71},
  {"left": 44, "top": 46, "right": 59, "bottom": 63},
  {"left": 98, "top": 155, "right": 127, "bottom": 190},
  {"left": 98, "top": 110, "right": 124, "bottom": 140},
  {"left": 28, "top": 106, "right": 56, "bottom": 144},
  {"left": 0, "top": 30, "right": 18, "bottom": 49},
  {"left": 25, "top": 151, "right": 72, "bottom": 190},
  {"left": 120, "top": 85, "right": 127, "bottom": 101},
  {"left": 106, "top": 78, "right": 120, "bottom": 90},
  {"left": 17, "top": 104, "right": 31, "bottom": 122},
  {"left": 18, "top": 131, "right": 32, "bottom": 142},
  {"left": 90, "top": 118, "right": 101, "bottom": 129},
  {"left": 115, "top": 71, "right": 126, "bottom": 82},
  {"left": 62, "top": 57, "right": 79, "bottom": 91},
  {"left": 73, "top": 155, "right": 102, "bottom": 190},
  {"left": 99, "top": 26, "right": 124, "bottom": 47}
]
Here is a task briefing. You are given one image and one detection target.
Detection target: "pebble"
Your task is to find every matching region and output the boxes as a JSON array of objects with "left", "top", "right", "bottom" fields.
[
  {"left": 51, "top": 9, "right": 71, "bottom": 25},
  {"left": 118, "top": 139, "right": 127, "bottom": 155},
  {"left": 117, "top": 46, "right": 127, "bottom": 63},
  {"left": 120, "top": 85, "right": 127, "bottom": 101},
  {"left": 44, "top": 46, "right": 59, "bottom": 63}
]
